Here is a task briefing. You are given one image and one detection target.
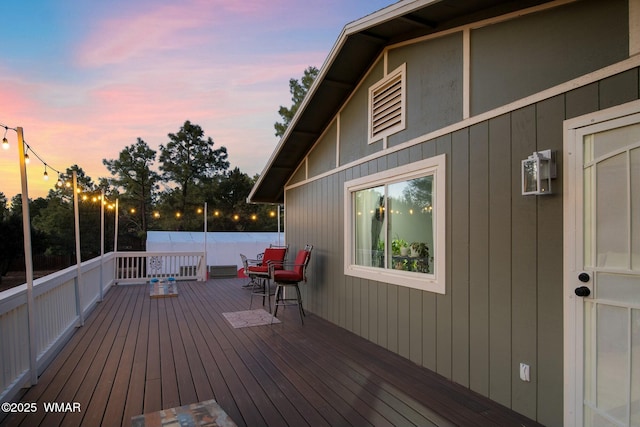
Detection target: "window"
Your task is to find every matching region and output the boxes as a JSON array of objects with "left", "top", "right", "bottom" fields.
[
  {"left": 369, "top": 64, "right": 406, "bottom": 143},
  {"left": 344, "top": 154, "right": 446, "bottom": 293}
]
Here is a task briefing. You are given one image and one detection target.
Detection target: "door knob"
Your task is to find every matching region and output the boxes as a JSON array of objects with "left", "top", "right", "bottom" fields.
[
  {"left": 578, "top": 272, "right": 590, "bottom": 283},
  {"left": 575, "top": 286, "right": 591, "bottom": 297}
]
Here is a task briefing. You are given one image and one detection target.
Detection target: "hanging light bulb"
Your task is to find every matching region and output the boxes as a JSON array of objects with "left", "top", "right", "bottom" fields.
[
  {"left": 2, "top": 127, "right": 8, "bottom": 150},
  {"left": 43, "top": 165, "right": 49, "bottom": 181},
  {"left": 56, "top": 174, "right": 63, "bottom": 187},
  {"left": 24, "top": 149, "right": 30, "bottom": 164}
]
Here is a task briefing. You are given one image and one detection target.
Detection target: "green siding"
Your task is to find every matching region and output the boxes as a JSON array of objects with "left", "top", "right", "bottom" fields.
[
  {"left": 510, "top": 105, "right": 539, "bottom": 419},
  {"left": 338, "top": 60, "right": 384, "bottom": 165},
  {"left": 289, "top": 163, "right": 306, "bottom": 185},
  {"left": 286, "top": 69, "right": 640, "bottom": 427},
  {"left": 487, "top": 113, "right": 512, "bottom": 407},
  {"left": 279, "top": 2, "right": 638, "bottom": 425},
  {"left": 536, "top": 95, "right": 565, "bottom": 427},
  {"left": 387, "top": 33, "right": 464, "bottom": 146},
  {"left": 471, "top": 0, "right": 629, "bottom": 115},
  {"left": 451, "top": 129, "right": 470, "bottom": 387},
  {"left": 308, "top": 119, "right": 337, "bottom": 178},
  {"left": 468, "top": 121, "right": 490, "bottom": 396}
]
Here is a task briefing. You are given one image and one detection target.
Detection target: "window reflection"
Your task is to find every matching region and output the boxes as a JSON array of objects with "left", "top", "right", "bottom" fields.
[{"left": 354, "top": 175, "right": 434, "bottom": 274}]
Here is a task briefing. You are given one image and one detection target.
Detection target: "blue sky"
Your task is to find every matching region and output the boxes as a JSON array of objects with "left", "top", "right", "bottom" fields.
[{"left": 1, "top": 0, "right": 394, "bottom": 200}]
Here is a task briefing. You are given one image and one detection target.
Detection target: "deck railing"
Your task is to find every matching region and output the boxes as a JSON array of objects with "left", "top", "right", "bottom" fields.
[
  {"left": 0, "top": 251, "right": 205, "bottom": 404},
  {"left": 115, "top": 251, "right": 206, "bottom": 284}
]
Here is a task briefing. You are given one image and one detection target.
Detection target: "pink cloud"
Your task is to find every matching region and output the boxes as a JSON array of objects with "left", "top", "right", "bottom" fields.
[
  {"left": 75, "top": 0, "right": 292, "bottom": 68},
  {"left": 1, "top": 0, "right": 377, "bottom": 201}
]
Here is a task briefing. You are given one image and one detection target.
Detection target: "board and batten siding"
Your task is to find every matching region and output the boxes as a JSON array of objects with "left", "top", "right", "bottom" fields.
[
  {"left": 284, "top": 67, "right": 640, "bottom": 427},
  {"left": 280, "top": 2, "right": 638, "bottom": 425}
]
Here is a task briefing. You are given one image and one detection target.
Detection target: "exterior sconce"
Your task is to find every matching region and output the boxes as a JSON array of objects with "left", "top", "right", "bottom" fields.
[{"left": 522, "top": 149, "right": 556, "bottom": 195}]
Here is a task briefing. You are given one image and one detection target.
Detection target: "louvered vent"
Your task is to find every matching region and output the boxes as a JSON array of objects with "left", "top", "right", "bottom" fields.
[{"left": 370, "top": 66, "right": 405, "bottom": 141}]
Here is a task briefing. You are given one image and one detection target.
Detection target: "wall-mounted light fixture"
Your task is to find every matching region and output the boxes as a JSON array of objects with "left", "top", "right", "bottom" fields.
[{"left": 522, "top": 149, "right": 556, "bottom": 195}]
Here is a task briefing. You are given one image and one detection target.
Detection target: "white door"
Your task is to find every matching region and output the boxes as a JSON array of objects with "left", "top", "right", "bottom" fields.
[{"left": 565, "top": 102, "right": 640, "bottom": 427}]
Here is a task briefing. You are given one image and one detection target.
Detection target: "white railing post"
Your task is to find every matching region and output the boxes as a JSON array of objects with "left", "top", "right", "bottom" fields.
[
  {"left": 73, "top": 171, "right": 84, "bottom": 327},
  {"left": 99, "top": 188, "right": 104, "bottom": 301},
  {"left": 17, "top": 127, "right": 37, "bottom": 386},
  {"left": 204, "top": 202, "right": 208, "bottom": 280},
  {"left": 0, "top": 252, "right": 117, "bottom": 402}
]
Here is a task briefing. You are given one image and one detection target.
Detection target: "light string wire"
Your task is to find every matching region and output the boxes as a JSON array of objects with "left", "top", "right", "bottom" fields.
[
  {"left": 1, "top": 121, "right": 84, "bottom": 192},
  {"left": 2, "top": 122, "right": 277, "bottom": 218}
]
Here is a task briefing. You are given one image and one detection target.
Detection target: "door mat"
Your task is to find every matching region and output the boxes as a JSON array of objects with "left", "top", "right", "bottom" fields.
[
  {"left": 131, "top": 399, "right": 237, "bottom": 426},
  {"left": 222, "top": 309, "right": 280, "bottom": 328}
]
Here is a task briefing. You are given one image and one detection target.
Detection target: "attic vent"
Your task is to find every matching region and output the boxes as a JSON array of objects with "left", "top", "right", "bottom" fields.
[{"left": 369, "top": 64, "right": 406, "bottom": 143}]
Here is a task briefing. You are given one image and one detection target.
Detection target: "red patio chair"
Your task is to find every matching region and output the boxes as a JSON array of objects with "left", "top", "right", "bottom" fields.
[
  {"left": 248, "top": 245, "right": 288, "bottom": 312},
  {"left": 271, "top": 245, "right": 313, "bottom": 324}
]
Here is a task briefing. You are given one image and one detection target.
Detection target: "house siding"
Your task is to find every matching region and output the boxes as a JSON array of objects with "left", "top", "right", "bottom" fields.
[
  {"left": 281, "top": 2, "right": 638, "bottom": 426},
  {"left": 471, "top": 0, "right": 629, "bottom": 115},
  {"left": 338, "top": 60, "right": 384, "bottom": 165},
  {"left": 388, "top": 32, "right": 464, "bottom": 146},
  {"left": 308, "top": 119, "right": 337, "bottom": 178}
]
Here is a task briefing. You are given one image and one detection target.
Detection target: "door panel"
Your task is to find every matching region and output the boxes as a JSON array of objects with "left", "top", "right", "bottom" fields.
[{"left": 577, "top": 117, "right": 640, "bottom": 427}]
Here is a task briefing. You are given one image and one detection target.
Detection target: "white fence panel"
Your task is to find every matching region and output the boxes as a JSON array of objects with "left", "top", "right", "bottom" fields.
[
  {"left": 0, "top": 252, "right": 116, "bottom": 406},
  {"left": 0, "top": 251, "right": 202, "bottom": 407},
  {"left": 115, "top": 252, "right": 205, "bottom": 284}
]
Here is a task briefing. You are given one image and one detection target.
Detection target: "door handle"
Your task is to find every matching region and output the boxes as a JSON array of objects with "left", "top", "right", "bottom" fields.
[
  {"left": 575, "top": 286, "right": 591, "bottom": 297},
  {"left": 578, "top": 272, "right": 590, "bottom": 283}
]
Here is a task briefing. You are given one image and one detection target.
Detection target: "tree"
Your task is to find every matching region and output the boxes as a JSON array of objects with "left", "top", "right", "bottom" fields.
[
  {"left": 211, "top": 167, "right": 255, "bottom": 231},
  {"left": 274, "top": 66, "right": 319, "bottom": 138},
  {"left": 0, "top": 192, "right": 6, "bottom": 214},
  {"left": 32, "top": 166, "right": 101, "bottom": 259},
  {"left": 46, "top": 165, "right": 97, "bottom": 200},
  {"left": 0, "top": 192, "right": 20, "bottom": 280},
  {"left": 103, "top": 138, "right": 160, "bottom": 247},
  {"left": 159, "top": 121, "right": 229, "bottom": 215},
  {"left": 0, "top": 195, "right": 50, "bottom": 282}
]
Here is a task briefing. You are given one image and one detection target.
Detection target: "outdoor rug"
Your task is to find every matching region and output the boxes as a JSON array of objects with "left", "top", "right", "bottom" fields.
[
  {"left": 222, "top": 309, "right": 280, "bottom": 328},
  {"left": 131, "top": 399, "right": 238, "bottom": 426}
]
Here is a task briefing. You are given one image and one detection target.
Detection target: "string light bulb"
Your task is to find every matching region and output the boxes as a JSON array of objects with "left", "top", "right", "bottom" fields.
[
  {"left": 43, "top": 165, "right": 49, "bottom": 181},
  {"left": 24, "top": 148, "right": 30, "bottom": 164},
  {"left": 2, "top": 127, "right": 8, "bottom": 150}
]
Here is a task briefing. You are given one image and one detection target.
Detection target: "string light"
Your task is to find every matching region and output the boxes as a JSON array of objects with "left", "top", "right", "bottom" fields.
[
  {"left": 2, "top": 126, "right": 8, "bottom": 150},
  {"left": 1, "top": 121, "right": 64, "bottom": 188}
]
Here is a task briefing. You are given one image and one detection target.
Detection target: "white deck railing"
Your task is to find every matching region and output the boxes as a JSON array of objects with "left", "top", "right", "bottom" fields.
[
  {"left": 115, "top": 251, "right": 206, "bottom": 284},
  {"left": 0, "top": 250, "right": 205, "bottom": 406}
]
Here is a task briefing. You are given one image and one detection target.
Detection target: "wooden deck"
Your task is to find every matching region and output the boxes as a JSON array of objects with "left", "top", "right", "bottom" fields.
[{"left": 3, "top": 278, "right": 545, "bottom": 427}]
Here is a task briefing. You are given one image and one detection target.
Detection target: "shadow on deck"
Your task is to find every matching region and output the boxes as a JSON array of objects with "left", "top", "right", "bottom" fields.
[{"left": 3, "top": 278, "right": 544, "bottom": 427}]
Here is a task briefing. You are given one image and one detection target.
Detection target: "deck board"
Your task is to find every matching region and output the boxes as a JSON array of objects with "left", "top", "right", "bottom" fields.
[{"left": 4, "top": 279, "right": 545, "bottom": 427}]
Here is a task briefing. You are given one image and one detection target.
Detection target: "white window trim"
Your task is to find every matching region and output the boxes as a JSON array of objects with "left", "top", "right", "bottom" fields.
[
  {"left": 368, "top": 63, "right": 406, "bottom": 144},
  {"left": 343, "top": 154, "right": 446, "bottom": 294}
]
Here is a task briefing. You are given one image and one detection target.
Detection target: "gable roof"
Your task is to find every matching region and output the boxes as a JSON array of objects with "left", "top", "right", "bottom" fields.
[{"left": 248, "top": 0, "right": 551, "bottom": 204}]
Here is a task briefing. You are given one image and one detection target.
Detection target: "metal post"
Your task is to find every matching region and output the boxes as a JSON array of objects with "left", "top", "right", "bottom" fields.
[
  {"left": 73, "top": 171, "right": 84, "bottom": 326},
  {"left": 17, "top": 127, "right": 37, "bottom": 386}
]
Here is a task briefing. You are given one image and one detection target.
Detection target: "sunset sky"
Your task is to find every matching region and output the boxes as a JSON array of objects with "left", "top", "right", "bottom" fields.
[{"left": 1, "top": 0, "right": 393, "bottom": 201}]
